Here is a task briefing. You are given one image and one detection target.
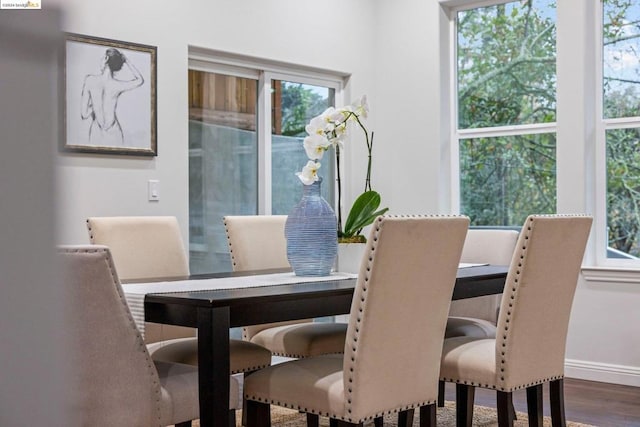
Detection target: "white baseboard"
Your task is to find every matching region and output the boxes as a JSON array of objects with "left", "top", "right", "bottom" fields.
[{"left": 565, "top": 358, "right": 640, "bottom": 387}]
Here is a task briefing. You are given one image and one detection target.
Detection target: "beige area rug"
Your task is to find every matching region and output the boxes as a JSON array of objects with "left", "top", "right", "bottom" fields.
[{"left": 189, "top": 402, "right": 595, "bottom": 426}]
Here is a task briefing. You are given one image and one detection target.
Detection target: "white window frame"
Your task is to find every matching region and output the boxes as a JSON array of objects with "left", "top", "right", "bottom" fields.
[
  {"left": 592, "top": 2, "right": 640, "bottom": 270},
  {"left": 188, "top": 46, "right": 347, "bottom": 215},
  {"left": 445, "top": 0, "right": 558, "bottom": 216},
  {"left": 442, "top": 0, "right": 640, "bottom": 280}
]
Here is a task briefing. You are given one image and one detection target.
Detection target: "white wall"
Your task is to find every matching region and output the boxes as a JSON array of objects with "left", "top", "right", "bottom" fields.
[
  {"left": 372, "top": 0, "right": 447, "bottom": 215},
  {"left": 53, "top": 0, "right": 377, "bottom": 245},
  {"left": 52, "top": 0, "right": 640, "bottom": 387},
  {"left": 555, "top": 0, "right": 640, "bottom": 387}
]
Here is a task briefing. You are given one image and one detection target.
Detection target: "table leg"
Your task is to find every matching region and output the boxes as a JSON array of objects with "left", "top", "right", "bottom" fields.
[{"left": 197, "top": 306, "right": 231, "bottom": 427}]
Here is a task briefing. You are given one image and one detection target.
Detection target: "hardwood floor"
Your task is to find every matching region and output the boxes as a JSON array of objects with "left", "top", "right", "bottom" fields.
[{"left": 443, "top": 378, "right": 640, "bottom": 426}]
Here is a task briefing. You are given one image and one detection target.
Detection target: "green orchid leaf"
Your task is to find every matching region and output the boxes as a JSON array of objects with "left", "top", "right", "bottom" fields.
[
  {"left": 343, "top": 191, "right": 389, "bottom": 237},
  {"left": 349, "top": 208, "right": 390, "bottom": 237}
]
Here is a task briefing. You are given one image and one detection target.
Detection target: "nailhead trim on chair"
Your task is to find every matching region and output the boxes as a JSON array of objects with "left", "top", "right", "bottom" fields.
[
  {"left": 494, "top": 216, "right": 535, "bottom": 391},
  {"left": 343, "top": 216, "right": 383, "bottom": 419},
  {"left": 61, "top": 246, "right": 165, "bottom": 426},
  {"left": 263, "top": 350, "right": 344, "bottom": 359},
  {"left": 222, "top": 218, "right": 238, "bottom": 270},
  {"left": 244, "top": 394, "right": 437, "bottom": 423},
  {"left": 439, "top": 375, "right": 565, "bottom": 393},
  {"left": 230, "top": 362, "right": 271, "bottom": 375},
  {"left": 86, "top": 219, "right": 95, "bottom": 242}
]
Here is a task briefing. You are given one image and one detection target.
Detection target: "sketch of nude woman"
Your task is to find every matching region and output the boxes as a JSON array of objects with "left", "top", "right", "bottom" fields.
[{"left": 80, "top": 48, "right": 144, "bottom": 146}]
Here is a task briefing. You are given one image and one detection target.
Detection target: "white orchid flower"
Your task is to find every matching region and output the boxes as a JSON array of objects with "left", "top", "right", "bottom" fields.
[
  {"left": 303, "top": 134, "right": 330, "bottom": 160},
  {"left": 328, "top": 108, "right": 346, "bottom": 123},
  {"left": 332, "top": 122, "right": 348, "bottom": 148},
  {"left": 353, "top": 95, "right": 369, "bottom": 118},
  {"left": 295, "top": 94, "right": 371, "bottom": 182},
  {"left": 339, "top": 106, "right": 353, "bottom": 117},
  {"left": 306, "top": 115, "right": 326, "bottom": 136},
  {"left": 320, "top": 107, "right": 337, "bottom": 125},
  {"left": 296, "top": 160, "right": 321, "bottom": 185},
  {"left": 324, "top": 121, "right": 336, "bottom": 133}
]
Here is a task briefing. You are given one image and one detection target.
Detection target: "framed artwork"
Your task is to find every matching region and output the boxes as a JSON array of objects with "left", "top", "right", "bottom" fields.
[{"left": 63, "top": 33, "right": 157, "bottom": 156}]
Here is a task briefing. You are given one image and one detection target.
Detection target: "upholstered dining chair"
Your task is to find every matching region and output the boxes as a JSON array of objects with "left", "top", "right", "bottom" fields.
[
  {"left": 446, "top": 228, "right": 520, "bottom": 338},
  {"left": 58, "top": 245, "right": 240, "bottom": 427},
  {"left": 85, "top": 217, "right": 272, "bottom": 387},
  {"left": 86, "top": 216, "right": 192, "bottom": 343},
  {"left": 440, "top": 214, "right": 592, "bottom": 427},
  {"left": 223, "top": 215, "right": 349, "bottom": 359},
  {"left": 438, "top": 229, "right": 519, "bottom": 407},
  {"left": 244, "top": 215, "right": 470, "bottom": 427}
]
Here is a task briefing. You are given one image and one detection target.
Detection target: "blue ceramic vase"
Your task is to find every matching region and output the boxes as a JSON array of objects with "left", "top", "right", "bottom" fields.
[{"left": 285, "top": 179, "right": 338, "bottom": 276}]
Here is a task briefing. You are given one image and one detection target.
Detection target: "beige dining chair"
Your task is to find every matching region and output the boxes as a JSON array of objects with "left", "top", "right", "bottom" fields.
[
  {"left": 224, "top": 215, "right": 348, "bottom": 358},
  {"left": 440, "top": 214, "right": 592, "bottom": 427},
  {"left": 446, "top": 228, "right": 520, "bottom": 338},
  {"left": 438, "top": 229, "right": 519, "bottom": 407},
  {"left": 86, "top": 216, "right": 192, "bottom": 343},
  {"left": 85, "top": 216, "right": 272, "bottom": 377},
  {"left": 244, "top": 215, "right": 470, "bottom": 427},
  {"left": 59, "top": 245, "right": 240, "bottom": 427}
]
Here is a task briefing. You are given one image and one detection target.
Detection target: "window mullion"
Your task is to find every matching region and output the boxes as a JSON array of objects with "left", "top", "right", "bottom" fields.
[
  {"left": 258, "top": 72, "right": 272, "bottom": 215},
  {"left": 458, "top": 122, "right": 557, "bottom": 139}
]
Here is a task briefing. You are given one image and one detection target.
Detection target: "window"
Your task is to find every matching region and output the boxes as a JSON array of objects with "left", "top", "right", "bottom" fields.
[
  {"left": 187, "top": 50, "right": 344, "bottom": 273},
  {"left": 270, "top": 80, "right": 335, "bottom": 215},
  {"left": 452, "top": 0, "right": 557, "bottom": 226},
  {"left": 599, "top": 0, "right": 640, "bottom": 261}
]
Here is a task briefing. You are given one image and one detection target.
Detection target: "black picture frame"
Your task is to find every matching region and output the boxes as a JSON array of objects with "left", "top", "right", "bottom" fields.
[{"left": 63, "top": 33, "right": 157, "bottom": 156}]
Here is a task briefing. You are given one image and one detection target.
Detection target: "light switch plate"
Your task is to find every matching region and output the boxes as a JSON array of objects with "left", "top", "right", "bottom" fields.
[{"left": 148, "top": 180, "right": 160, "bottom": 201}]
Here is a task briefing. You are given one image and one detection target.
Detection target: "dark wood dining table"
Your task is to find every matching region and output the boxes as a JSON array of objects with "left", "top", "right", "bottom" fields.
[{"left": 141, "top": 265, "right": 508, "bottom": 427}]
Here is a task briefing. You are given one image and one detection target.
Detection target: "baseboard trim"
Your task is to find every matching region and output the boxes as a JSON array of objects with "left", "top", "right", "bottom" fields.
[{"left": 565, "top": 358, "right": 640, "bottom": 387}]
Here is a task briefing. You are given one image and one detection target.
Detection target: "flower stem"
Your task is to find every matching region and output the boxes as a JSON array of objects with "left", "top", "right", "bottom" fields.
[
  {"left": 353, "top": 114, "right": 373, "bottom": 192},
  {"left": 366, "top": 131, "right": 374, "bottom": 192},
  {"left": 335, "top": 145, "right": 343, "bottom": 236}
]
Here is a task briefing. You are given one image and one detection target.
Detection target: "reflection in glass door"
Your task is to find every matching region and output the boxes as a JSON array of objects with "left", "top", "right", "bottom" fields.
[{"left": 188, "top": 70, "right": 258, "bottom": 273}]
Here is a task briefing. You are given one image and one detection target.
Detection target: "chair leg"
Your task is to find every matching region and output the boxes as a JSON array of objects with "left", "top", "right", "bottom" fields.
[
  {"left": 496, "top": 391, "right": 514, "bottom": 427},
  {"left": 330, "top": 420, "right": 361, "bottom": 427},
  {"left": 229, "top": 410, "right": 236, "bottom": 427},
  {"left": 438, "top": 380, "right": 445, "bottom": 407},
  {"left": 526, "top": 384, "right": 544, "bottom": 427},
  {"left": 374, "top": 416, "right": 383, "bottom": 426},
  {"left": 420, "top": 404, "right": 437, "bottom": 427},
  {"left": 307, "top": 413, "right": 320, "bottom": 427},
  {"left": 398, "top": 408, "right": 414, "bottom": 427},
  {"left": 549, "top": 379, "right": 567, "bottom": 427},
  {"left": 456, "top": 383, "right": 475, "bottom": 427},
  {"left": 246, "top": 400, "right": 271, "bottom": 427}
]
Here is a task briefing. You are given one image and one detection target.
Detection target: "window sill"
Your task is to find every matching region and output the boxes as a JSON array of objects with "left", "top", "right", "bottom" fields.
[{"left": 582, "top": 266, "right": 640, "bottom": 284}]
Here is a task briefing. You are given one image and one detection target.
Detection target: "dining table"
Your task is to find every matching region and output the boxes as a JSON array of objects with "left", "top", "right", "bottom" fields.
[{"left": 122, "top": 264, "right": 509, "bottom": 427}]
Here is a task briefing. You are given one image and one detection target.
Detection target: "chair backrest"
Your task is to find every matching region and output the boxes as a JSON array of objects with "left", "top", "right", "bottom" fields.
[
  {"left": 448, "top": 229, "right": 520, "bottom": 322},
  {"left": 86, "top": 216, "right": 189, "bottom": 281},
  {"left": 59, "top": 245, "right": 163, "bottom": 426},
  {"left": 344, "top": 215, "right": 469, "bottom": 420},
  {"left": 86, "top": 216, "right": 193, "bottom": 343},
  {"left": 223, "top": 215, "right": 289, "bottom": 271},
  {"left": 496, "top": 214, "right": 592, "bottom": 390},
  {"left": 460, "top": 229, "right": 519, "bottom": 265}
]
